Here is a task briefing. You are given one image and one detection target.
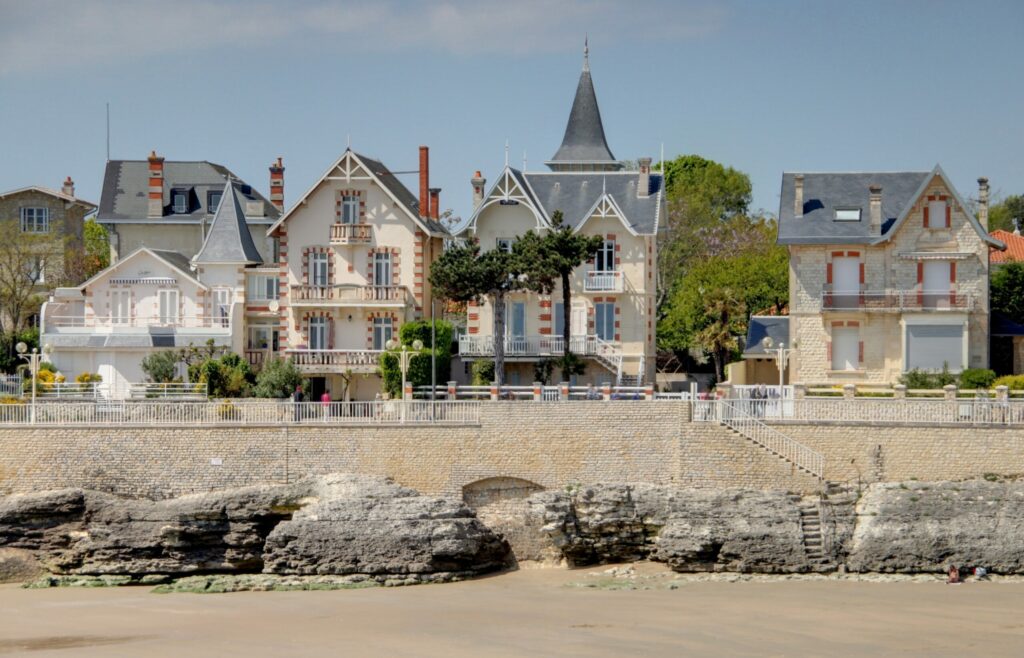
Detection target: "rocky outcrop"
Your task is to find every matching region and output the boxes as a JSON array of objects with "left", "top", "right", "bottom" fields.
[
  {"left": 0, "top": 475, "right": 508, "bottom": 582},
  {"left": 845, "top": 480, "right": 1024, "bottom": 573},
  {"left": 530, "top": 484, "right": 812, "bottom": 573}
]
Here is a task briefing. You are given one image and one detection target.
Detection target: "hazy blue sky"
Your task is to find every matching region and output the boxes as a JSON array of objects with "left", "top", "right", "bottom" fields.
[{"left": 2, "top": 0, "right": 1022, "bottom": 224}]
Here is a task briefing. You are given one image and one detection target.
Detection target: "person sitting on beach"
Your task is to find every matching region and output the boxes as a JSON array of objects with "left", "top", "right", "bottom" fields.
[{"left": 947, "top": 565, "right": 961, "bottom": 584}]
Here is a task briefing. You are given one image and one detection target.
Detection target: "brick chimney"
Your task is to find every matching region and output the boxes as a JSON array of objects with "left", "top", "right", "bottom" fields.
[
  {"left": 62, "top": 176, "right": 75, "bottom": 197},
  {"left": 147, "top": 150, "right": 165, "bottom": 218},
  {"left": 869, "top": 184, "right": 883, "bottom": 236},
  {"left": 429, "top": 187, "right": 441, "bottom": 220},
  {"left": 269, "top": 157, "right": 285, "bottom": 212},
  {"left": 793, "top": 174, "right": 804, "bottom": 218},
  {"left": 471, "top": 171, "right": 486, "bottom": 208},
  {"left": 977, "top": 177, "right": 990, "bottom": 230},
  {"left": 637, "top": 157, "right": 652, "bottom": 198},
  {"left": 419, "top": 146, "right": 429, "bottom": 219}
]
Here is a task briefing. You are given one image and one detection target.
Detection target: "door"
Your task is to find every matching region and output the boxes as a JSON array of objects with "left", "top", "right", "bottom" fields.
[
  {"left": 158, "top": 289, "right": 179, "bottom": 325},
  {"left": 214, "top": 289, "right": 231, "bottom": 328},
  {"left": 506, "top": 301, "right": 526, "bottom": 354},
  {"left": 922, "top": 261, "right": 951, "bottom": 309},
  {"left": 308, "top": 316, "right": 328, "bottom": 350},
  {"left": 111, "top": 291, "right": 131, "bottom": 325},
  {"left": 595, "top": 302, "right": 615, "bottom": 341},
  {"left": 831, "top": 326, "right": 859, "bottom": 371},
  {"left": 832, "top": 256, "right": 859, "bottom": 308},
  {"left": 570, "top": 301, "right": 587, "bottom": 352}
]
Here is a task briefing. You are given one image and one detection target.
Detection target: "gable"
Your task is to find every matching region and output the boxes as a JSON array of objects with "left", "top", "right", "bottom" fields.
[
  {"left": 466, "top": 167, "right": 547, "bottom": 234},
  {"left": 79, "top": 248, "right": 206, "bottom": 291},
  {"left": 575, "top": 193, "right": 638, "bottom": 236}
]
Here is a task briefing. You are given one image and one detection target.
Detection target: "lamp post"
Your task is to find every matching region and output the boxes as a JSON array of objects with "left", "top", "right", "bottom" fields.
[
  {"left": 760, "top": 336, "right": 794, "bottom": 393},
  {"left": 16, "top": 342, "right": 50, "bottom": 425},
  {"left": 386, "top": 338, "right": 423, "bottom": 422}
]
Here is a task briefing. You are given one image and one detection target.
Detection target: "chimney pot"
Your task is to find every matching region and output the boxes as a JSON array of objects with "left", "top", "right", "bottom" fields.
[
  {"left": 794, "top": 174, "right": 805, "bottom": 218},
  {"left": 637, "top": 157, "right": 652, "bottom": 198},
  {"left": 471, "top": 171, "right": 487, "bottom": 209},
  {"left": 419, "top": 146, "right": 430, "bottom": 219},
  {"left": 978, "top": 176, "right": 990, "bottom": 229},
  {"left": 429, "top": 187, "right": 441, "bottom": 221},
  {"left": 62, "top": 176, "right": 75, "bottom": 197},
  {"left": 869, "top": 184, "right": 883, "bottom": 236}
]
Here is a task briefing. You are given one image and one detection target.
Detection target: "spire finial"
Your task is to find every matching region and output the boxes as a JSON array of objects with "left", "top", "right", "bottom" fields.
[
  {"left": 583, "top": 35, "right": 589, "bottom": 72},
  {"left": 504, "top": 139, "right": 509, "bottom": 167}
]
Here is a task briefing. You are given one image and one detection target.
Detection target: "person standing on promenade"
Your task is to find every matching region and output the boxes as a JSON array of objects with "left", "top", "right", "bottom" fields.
[
  {"left": 321, "top": 389, "right": 332, "bottom": 421},
  {"left": 292, "top": 385, "right": 303, "bottom": 422}
]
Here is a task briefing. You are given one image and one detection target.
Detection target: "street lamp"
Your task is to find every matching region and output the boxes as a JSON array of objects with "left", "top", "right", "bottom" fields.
[
  {"left": 760, "top": 336, "right": 794, "bottom": 393},
  {"left": 386, "top": 338, "right": 424, "bottom": 421},
  {"left": 17, "top": 342, "right": 51, "bottom": 425}
]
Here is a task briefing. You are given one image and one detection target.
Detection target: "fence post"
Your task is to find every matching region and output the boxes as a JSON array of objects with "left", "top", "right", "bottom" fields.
[
  {"left": 489, "top": 381, "right": 499, "bottom": 402},
  {"left": 559, "top": 381, "right": 569, "bottom": 401},
  {"left": 601, "top": 383, "right": 611, "bottom": 401},
  {"left": 447, "top": 380, "right": 457, "bottom": 400},
  {"left": 893, "top": 384, "right": 907, "bottom": 399},
  {"left": 943, "top": 384, "right": 957, "bottom": 402},
  {"left": 995, "top": 385, "right": 1009, "bottom": 402},
  {"left": 842, "top": 384, "right": 856, "bottom": 400},
  {"left": 532, "top": 381, "right": 542, "bottom": 402},
  {"left": 643, "top": 384, "right": 654, "bottom": 401},
  {"left": 793, "top": 382, "right": 807, "bottom": 400}
]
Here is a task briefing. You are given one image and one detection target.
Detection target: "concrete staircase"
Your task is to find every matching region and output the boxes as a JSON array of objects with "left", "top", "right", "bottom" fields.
[{"left": 798, "top": 498, "right": 833, "bottom": 571}]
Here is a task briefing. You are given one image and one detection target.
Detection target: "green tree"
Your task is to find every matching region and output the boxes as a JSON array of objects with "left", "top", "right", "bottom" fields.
[
  {"left": 429, "top": 240, "right": 524, "bottom": 386},
  {"left": 140, "top": 350, "right": 179, "bottom": 383},
  {"left": 83, "top": 220, "right": 110, "bottom": 278},
  {"left": 378, "top": 320, "right": 452, "bottom": 397},
  {"left": 992, "top": 261, "right": 1024, "bottom": 323},
  {"left": 252, "top": 357, "right": 304, "bottom": 398},
  {"left": 692, "top": 288, "right": 745, "bottom": 383},
  {"left": 514, "top": 210, "right": 603, "bottom": 380},
  {"left": 989, "top": 195, "right": 1024, "bottom": 233}
]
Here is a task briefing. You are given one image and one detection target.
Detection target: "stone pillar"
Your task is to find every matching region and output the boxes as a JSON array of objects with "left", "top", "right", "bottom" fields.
[
  {"left": 893, "top": 384, "right": 907, "bottom": 400},
  {"left": 489, "top": 381, "right": 499, "bottom": 402},
  {"left": 447, "top": 380, "right": 457, "bottom": 400},
  {"left": 793, "top": 382, "right": 807, "bottom": 400},
  {"left": 532, "top": 381, "right": 543, "bottom": 402},
  {"left": 717, "top": 383, "right": 732, "bottom": 399},
  {"left": 601, "top": 383, "right": 611, "bottom": 401},
  {"left": 996, "top": 385, "right": 1009, "bottom": 403},
  {"left": 943, "top": 384, "right": 958, "bottom": 401},
  {"left": 559, "top": 381, "right": 569, "bottom": 401},
  {"left": 643, "top": 384, "right": 654, "bottom": 401},
  {"left": 842, "top": 384, "right": 856, "bottom": 400}
]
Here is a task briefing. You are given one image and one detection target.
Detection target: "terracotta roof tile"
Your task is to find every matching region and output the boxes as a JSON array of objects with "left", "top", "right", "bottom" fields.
[{"left": 991, "top": 230, "right": 1024, "bottom": 263}]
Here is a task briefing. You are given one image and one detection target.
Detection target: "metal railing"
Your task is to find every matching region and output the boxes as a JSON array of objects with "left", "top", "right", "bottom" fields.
[
  {"left": 127, "top": 382, "right": 208, "bottom": 399},
  {"left": 793, "top": 397, "right": 1024, "bottom": 425},
  {"left": 0, "top": 400, "right": 481, "bottom": 426},
  {"left": 584, "top": 270, "right": 624, "bottom": 292},
  {"left": 285, "top": 349, "right": 382, "bottom": 370},
  {"left": 330, "top": 223, "right": 372, "bottom": 244},
  {"left": 719, "top": 400, "right": 825, "bottom": 479},
  {"left": 458, "top": 335, "right": 618, "bottom": 358},
  {"left": 820, "top": 290, "right": 974, "bottom": 312},
  {"left": 44, "top": 314, "right": 232, "bottom": 329},
  {"left": 414, "top": 384, "right": 654, "bottom": 401},
  {"left": 291, "top": 285, "right": 406, "bottom": 304},
  {"left": 0, "top": 374, "right": 20, "bottom": 397}
]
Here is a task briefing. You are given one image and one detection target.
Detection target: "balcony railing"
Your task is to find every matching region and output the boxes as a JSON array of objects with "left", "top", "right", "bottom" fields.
[
  {"left": 459, "top": 334, "right": 608, "bottom": 357},
  {"left": 820, "top": 290, "right": 974, "bottom": 312},
  {"left": 584, "top": 270, "right": 623, "bottom": 292},
  {"left": 290, "top": 285, "right": 406, "bottom": 304},
  {"left": 330, "top": 223, "right": 372, "bottom": 245},
  {"left": 285, "top": 349, "right": 382, "bottom": 372},
  {"left": 44, "top": 315, "right": 231, "bottom": 330}
]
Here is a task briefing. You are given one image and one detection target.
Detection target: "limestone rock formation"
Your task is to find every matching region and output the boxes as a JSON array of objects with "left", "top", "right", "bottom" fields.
[{"left": 845, "top": 480, "right": 1024, "bottom": 573}]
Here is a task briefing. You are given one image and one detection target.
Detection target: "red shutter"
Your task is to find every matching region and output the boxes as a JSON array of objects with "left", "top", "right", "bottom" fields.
[
  {"left": 950, "top": 261, "right": 956, "bottom": 282},
  {"left": 923, "top": 205, "right": 930, "bottom": 227},
  {"left": 917, "top": 262, "right": 924, "bottom": 306},
  {"left": 945, "top": 205, "right": 951, "bottom": 228},
  {"left": 327, "top": 316, "right": 334, "bottom": 349},
  {"left": 858, "top": 341, "right": 864, "bottom": 365},
  {"left": 859, "top": 262, "right": 865, "bottom": 284},
  {"left": 826, "top": 262, "right": 833, "bottom": 284}
]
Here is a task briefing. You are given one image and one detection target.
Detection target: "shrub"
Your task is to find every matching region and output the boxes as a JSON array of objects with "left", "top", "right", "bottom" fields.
[
  {"left": 38, "top": 361, "right": 57, "bottom": 374},
  {"left": 141, "top": 351, "right": 179, "bottom": 383},
  {"left": 958, "top": 368, "right": 996, "bottom": 390},
  {"left": 471, "top": 360, "right": 495, "bottom": 386},
  {"left": 533, "top": 358, "right": 556, "bottom": 385},
  {"left": 994, "top": 374, "right": 1024, "bottom": 391},
  {"left": 556, "top": 352, "right": 587, "bottom": 381},
  {"left": 899, "top": 365, "right": 955, "bottom": 389},
  {"left": 190, "top": 352, "right": 253, "bottom": 398},
  {"left": 253, "top": 358, "right": 303, "bottom": 398},
  {"left": 378, "top": 321, "right": 453, "bottom": 397},
  {"left": 75, "top": 372, "right": 102, "bottom": 384}
]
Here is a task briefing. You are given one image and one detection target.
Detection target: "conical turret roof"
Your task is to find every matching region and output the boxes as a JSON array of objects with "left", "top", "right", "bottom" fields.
[
  {"left": 547, "top": 39, "right": 620, "bottom": 170},
  {"left": 193, "top": 180, "right": 263, "bottom": 265}
]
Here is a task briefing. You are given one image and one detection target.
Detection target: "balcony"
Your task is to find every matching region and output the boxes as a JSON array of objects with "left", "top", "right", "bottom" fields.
[
  {"left": 290, "top": 284, "right": 407, "bottom": 307},
  {"left": 330, "top": 223, "right": 372, "bottom": 245},
  {"left": 284, "top": 349, "right": 382, "bottom": 374},
  {"left": 583, "top": 270, "right": 624, "bottom": 292},
  {"left": 820, "top": 290, "right": 974, "bottom": 312},
  {"left": 459, "top": 335, "right": 615, "bottom": 357}
]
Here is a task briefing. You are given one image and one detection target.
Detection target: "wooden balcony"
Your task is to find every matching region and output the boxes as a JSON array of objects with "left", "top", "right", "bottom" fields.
[{"left": 330, "top": 223, "right": 372, "bottom": 245}]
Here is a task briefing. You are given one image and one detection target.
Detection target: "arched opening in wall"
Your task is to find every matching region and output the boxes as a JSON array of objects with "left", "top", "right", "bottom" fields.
[{"left": 462, "top": 477, "right": 555, "bottom": 565}]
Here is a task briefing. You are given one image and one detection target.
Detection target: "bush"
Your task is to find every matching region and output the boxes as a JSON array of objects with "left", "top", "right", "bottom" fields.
[
  {"left": 0, "top": 328, "right": 39, "bottom": 374},
  {"left": 38, "top": 361, "right": 57, "bottom": 374},
  {"left": 75, "top": 372, "right": 102, "bottom": 384},
  {"left": 959, "top": 368, "right": 996, "bottom": 390},
  {"left": 189, "top": 352, "right": 253, "bottom": 398},
  {"left": 378, "top": 321, "right": 453, "bottom": 397},
  {"left": 534, "top": 358, "right": 556, "bottom": 385},
  {"left": 899, "top": 365, "right": 955, "bottom": 389},
  {"left": 141, "top": 351, "right": 179, "bottom": 383},
  {"left": 252, "top": 358, "right": 303, "bottom": 398},
  {"left": 471, "top": 360, "right": 495, "bottom": 386},
  {"left": 556, "top": 352, "right": 587, "bottom": 381},
  {"left": 994, "top": 374, "right": 1024, "bottom": 391}
]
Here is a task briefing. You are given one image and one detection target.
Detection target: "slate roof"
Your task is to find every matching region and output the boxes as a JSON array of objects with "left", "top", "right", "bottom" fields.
[
  {"left": 991, "top": 230, "right": 1024, "bottom": 263},
  {"left": 149, "top": 249, "right": 197, "bottom": 275},
  {"left": 355, "top": 152, "right": 448, "bottom": 235},
  {"left": 193, "top": 181, "right": 263, "bottom": 265},
  {"left": 98, "top": 160, "right": 279, "bottom": 222},
  {"left": 547, "top": 44, "right": 619, "bottom": 168},
  {"left": 743, "top": 316, "right": 790, "bottom": 356},
  {"left": 777, "top": 171, "right": 931, "bottom": 245},
  {"left": 992, "top": 312, "right": 1024, "bottom": 337},
  {"left": 521, "top": 171, "right": 663, "bottom": 235}
]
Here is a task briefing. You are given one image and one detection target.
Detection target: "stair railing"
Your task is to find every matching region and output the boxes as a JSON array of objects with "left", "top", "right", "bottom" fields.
[{"left": 719, "top": 400, "right": 825, "bottom": 480}]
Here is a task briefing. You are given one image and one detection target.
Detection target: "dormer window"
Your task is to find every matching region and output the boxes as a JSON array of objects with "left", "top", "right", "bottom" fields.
[
  {"left": 207, "top": 191, "right": 222, "bottom": 213},
  {"left": 834, "top": 208, "right": 861, "bottom": 222},
  {"left": 172, "top": 190, "right": 189, "bottom": 214}
]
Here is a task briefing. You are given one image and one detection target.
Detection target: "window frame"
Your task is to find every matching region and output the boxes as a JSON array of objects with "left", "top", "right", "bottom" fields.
[
  {"left": 496, "top": 238, "right": 513, "bottom": 254},
  {"left": 247, "top": 274, "right": 279, "bottom": 301},
  {"left": 158, "top": 289, "right": 180, "bottom": 324},
  {"left": 833, "top": 208, "right": 862, "bottom": 222},
  {"left": 308, "top": 316, "right": 328, "bottom": 350},
  {"left": 20, "top": 207, "right": 50, "bottom": 233},
  {"left": 594, "top": 302, "right": 615, "bottom": 341},
  {"left": 172, "top": 190, "right": 189, "bottom": 214},
  {"left": 830, "top": 326, "right": 859, "bottom": 371},
  {"left": 595, "top": 239, "right": 616, "bottom": 272},
  {"left": 207, "top": 191, "right": 222, "bottom": 214},
  {"left": 341, "top": 194, "right": 360, "bottom": 224},
  {"left": 308, "top": 252, "right": 330, "bottom": 287},
  {"left": 373, "top": 251, "right": 393, "bottom": 288},
  {"left": 372, "top": 316, "right": 393, "bottom": 351}
]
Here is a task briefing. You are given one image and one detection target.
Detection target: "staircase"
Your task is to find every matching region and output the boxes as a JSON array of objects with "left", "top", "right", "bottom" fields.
[
  {"left": 718, "top": 400, "right": 825, "bottom": 480},
  {"left": 797, "top": 497, "right": 834, "bottom": 571}
]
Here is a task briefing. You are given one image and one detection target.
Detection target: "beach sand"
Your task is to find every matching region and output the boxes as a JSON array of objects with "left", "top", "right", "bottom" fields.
[{"left": 1, "top": 563, "right": 1022, "bottom": 657}]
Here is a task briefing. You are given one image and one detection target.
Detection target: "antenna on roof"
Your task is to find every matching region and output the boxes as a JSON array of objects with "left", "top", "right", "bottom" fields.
[
  {"left": 522, "top": 150, "right": 527, "bottom": 171},
  {"left": 583, "top": 35, "right": 589, "bottom": 72},
  {"left": 105, "top": 102, "right": 110, "bottom": 162},
  {"left": 504, "top": 139, "right": 509, "bottom": 167},
  {"left": 347, "top": 134, "right": 351, "bottom": 149}
]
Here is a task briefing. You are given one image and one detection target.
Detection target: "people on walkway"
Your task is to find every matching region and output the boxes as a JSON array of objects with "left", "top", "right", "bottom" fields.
[
  {"left": 585, "top": 384, "right": 601, "bottom": 400},
  {"left": 292, "top": 385, "right": 303, "bottom": 422},
  {"left": 321, "top": 390, "right": 332, "bottom": 421}
]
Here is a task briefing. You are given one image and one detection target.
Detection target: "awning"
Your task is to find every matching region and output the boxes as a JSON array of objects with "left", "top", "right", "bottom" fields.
[{"left": 897, "top": 252, "right": 972, "bottom": 261}]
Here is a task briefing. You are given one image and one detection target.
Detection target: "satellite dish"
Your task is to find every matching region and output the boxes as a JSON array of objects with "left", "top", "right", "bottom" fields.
[{"left": 268, "top": 300, "right": 280, "bottom": 313}]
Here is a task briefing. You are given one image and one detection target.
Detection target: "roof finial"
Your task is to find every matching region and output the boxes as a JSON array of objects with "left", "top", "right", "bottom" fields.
[
  {"left": 583, "top": 34, "right": 590, "bottom": 72},
  {"left": 347, "top": 134, "right": 351, "bottom": 149},
  {"left": 504, "top": 139, "right": 509, "bottom": 167},
  {"left": 602, "top": 175, "right": 606, "bottom": 195}
]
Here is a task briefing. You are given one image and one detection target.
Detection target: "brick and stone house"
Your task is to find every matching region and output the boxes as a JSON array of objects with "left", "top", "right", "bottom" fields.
[
  {"left": 266, "top": 147, "right": 448, "bottom": 400},
  {"left": 778, "top": 166, "right": 1005, "bottom": 384},
  {"left": 41, "top": 181, "right": 266, "bottom": 395},
  {"left": 456, "top": 44, "right": 661, "bottom": 386},
  {"left": 0, "top": 178, "right": 96, "bottom": 329},
  {"left": 97, "top": 152, "right": 283, "bottom": 264}
]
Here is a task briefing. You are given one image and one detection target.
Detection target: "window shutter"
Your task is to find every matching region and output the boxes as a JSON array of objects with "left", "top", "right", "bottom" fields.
[
  {"left": 328, "top": 316, "right": 334, "bottom": 349},
  {"left": 917, "top": 261, "right": 923, "bottom": 283},
  {"left": 826, "top": 262, "right": 833, "bottom": 284},
  {"left": 945, "top": 205, "right": 951, "bottom": 228},
  {"left": 923, "top": 205, "right": 930, "bottom": 228},
  {"left": 858, "top": 341, "right": 864, "bottom": 365},
  {"left": 950, "top": 262, "right": 956, "bottom": 282},
  {"left": 859, "top": 262, "right": 865, "bottom": 285}
]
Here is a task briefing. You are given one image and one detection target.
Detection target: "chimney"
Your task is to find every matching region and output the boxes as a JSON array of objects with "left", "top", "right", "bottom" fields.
[
  {"left": 471, "top": 171, "right": 486, "bottom": 209},
  {"left": 637, "top": 157, "right": 652, "bottom": 198},
  {"left": 419, "top": 146, "right": 429, "bottom": 219},
  {"left": 147, "top": 150, "right": 165, "bottom": 218},
  {"left": 793, "top": 174, "right": 804, "bottom": 218},
  {"left": 429, "top": 188, "right": 441, "bottom": 221},
  {"left": 269, "top": 157, "right": 285, "bottom": 212},
  {"left": 977, "top": 177, "right": 990, "bottom": 230},
  {"left": 62, "top": 176, "right": 75, "bottom": 197},
  {"left": 869, "top": 184, "right": 883, "bottom": 236}
]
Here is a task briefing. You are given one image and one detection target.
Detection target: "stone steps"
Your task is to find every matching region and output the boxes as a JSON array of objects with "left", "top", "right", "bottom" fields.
[{"left": 798, "top": 499, "right": 835, "bottom": 570}]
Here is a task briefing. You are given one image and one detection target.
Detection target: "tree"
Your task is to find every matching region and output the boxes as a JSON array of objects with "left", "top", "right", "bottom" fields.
[
  {"left": 378, "top": 320, "right": 453, "bottom": 398},
  {"left": 989, "top": 195, "right": 1024, "bottom": 233},
  {"left": 0, "top": 219, "right": 64, "bottom": 333},
  {"left": 83, "top": 220, "right": 110, "bottom": 278},
  {"left": 429, "top": 240, "right": 524, "bottom": 386},
  {"left": 140, "top": 350, "right": 179, "bottom": 383},
  {"left": 692, "top": 288, "right": 745, "bottom": 383},
  {"left": 252, "top": 357, "right": 303, "bottom": 398},
  {"left": 992, "top": 261, "right": 1024, "bottom": 324},
  {"left": 514, "top": 210, "right": 603, "bottom": 379}
]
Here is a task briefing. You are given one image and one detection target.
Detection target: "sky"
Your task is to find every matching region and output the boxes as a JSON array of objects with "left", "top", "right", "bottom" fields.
[{"left": 1, "top": 0, "right": 1022, "bottom": 226}]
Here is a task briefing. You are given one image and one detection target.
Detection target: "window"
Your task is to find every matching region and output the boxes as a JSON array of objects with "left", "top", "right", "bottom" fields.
[
  {"left": 834, "top": 208, "right": 861, "bottom": 222},
  {"left": 20, "top": 207, "right": 49, "bottom": 233},
  {"left": 271, "top": 237, "right": 281, "bottom": 263},
  {"left": 595, "top": 240, "right": 615, "bottom": 272},
  {"left": 341, "top": 195, "right": 360, "bottom": 224},
  {"left": 372, "top": 317, "right": 393, "bottom": 350},
  {"left": 308, "top": 316, "right": 328, "bottom": 350},
  {"left": 308, "top": 252, "right": 329, "bottom": 287},
  {"left": 248, "top": 325, "right": 279, "bottom": 351},
  {"left": 595, "top": 302, "right": 615, "bottom": 341},
  {"left": 26, "top": 257, "right": 45, "bottom": 284},
  {"left": 507, "top": 302, "right": 526, "bottom": 338},
  {"left": 247, "top": 275, "right": 279, "bottom": 301},
  {"left": 207, "top": 191, "right": 222, "bottom": 213},
  {"left": 158, "top": 289, "right": 179, "bottom": 324},
  {"left": 831, "top": 326, "right": 859, "bottom": 371},
  {"left": 921, "top": 260, "right": 952, "bottom": 309},
  {"left": 214, "top": 289, "right": 231, "bottom": 327},
  {"left": 553, "top": 302, "right": 565, "bottom": 338},
  {"left": 906, "top": 324, "right": 964, "bottom": 372},
  {"left": 496, "top": 238, "right": 513, "bottom": 253},
  {"left": 172, "top": 190, "right": 189, "bottom": 214},
  {"left": 111, "top": 290, "right": 131, "bottom": 325},
  {"left": 926, "top": 200, "right": 948, "bottom": 228},
  {"left": 373, "top": 251, "right": 392, "bottom": 287}
]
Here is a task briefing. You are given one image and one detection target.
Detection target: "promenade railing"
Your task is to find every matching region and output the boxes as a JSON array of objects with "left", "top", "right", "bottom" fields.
[{"left": 693, "top": 397, "right": 1024, "bottom": 426}]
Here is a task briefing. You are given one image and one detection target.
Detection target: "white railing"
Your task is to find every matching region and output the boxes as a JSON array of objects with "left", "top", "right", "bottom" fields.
[
  {"left": 793, "top": 397, "right": 1024, "bottom": 425},
  {"left": 0, "top": 400, "right": 481, "bottom": 426},
  {"left": 44, "top": 314, "right": 232, "bottom": 329},
  {"left": 285, "top": 349, "right": 382, "bottom": 370},
  {"left": 0, "top": 374, "right": 20, "bottom": 397},
  {"left": 38, "top": 383, "right": 104, "bottom": 399},
  {"left": 291, "top": 285, "right": 406, "bottom": 304},
  {"left": 820, "top": 290, "right": 974, "bottom": 312},
  {"left": 127, "top": 382, "right": 208, "bottom": 399},
  {"left": 584, "top": 270, "right": 624, "bottom": 292},
  {"left": 414, "top": 384, "right": 653, "bottom": 401},
  {"left": 458, "top": 334, "right": 618, "bottom": 359},
  {"left": 330, "top": 223, "right": 372, "bottom": 244},
  {"left": 719, "top": 400, "right": 825, "bottom": 479}
]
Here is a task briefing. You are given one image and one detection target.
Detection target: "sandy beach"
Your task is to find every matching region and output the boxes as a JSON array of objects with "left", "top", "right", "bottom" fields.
[{"left": 1, "top": 564, "right": 1022, "bottom": 657}]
